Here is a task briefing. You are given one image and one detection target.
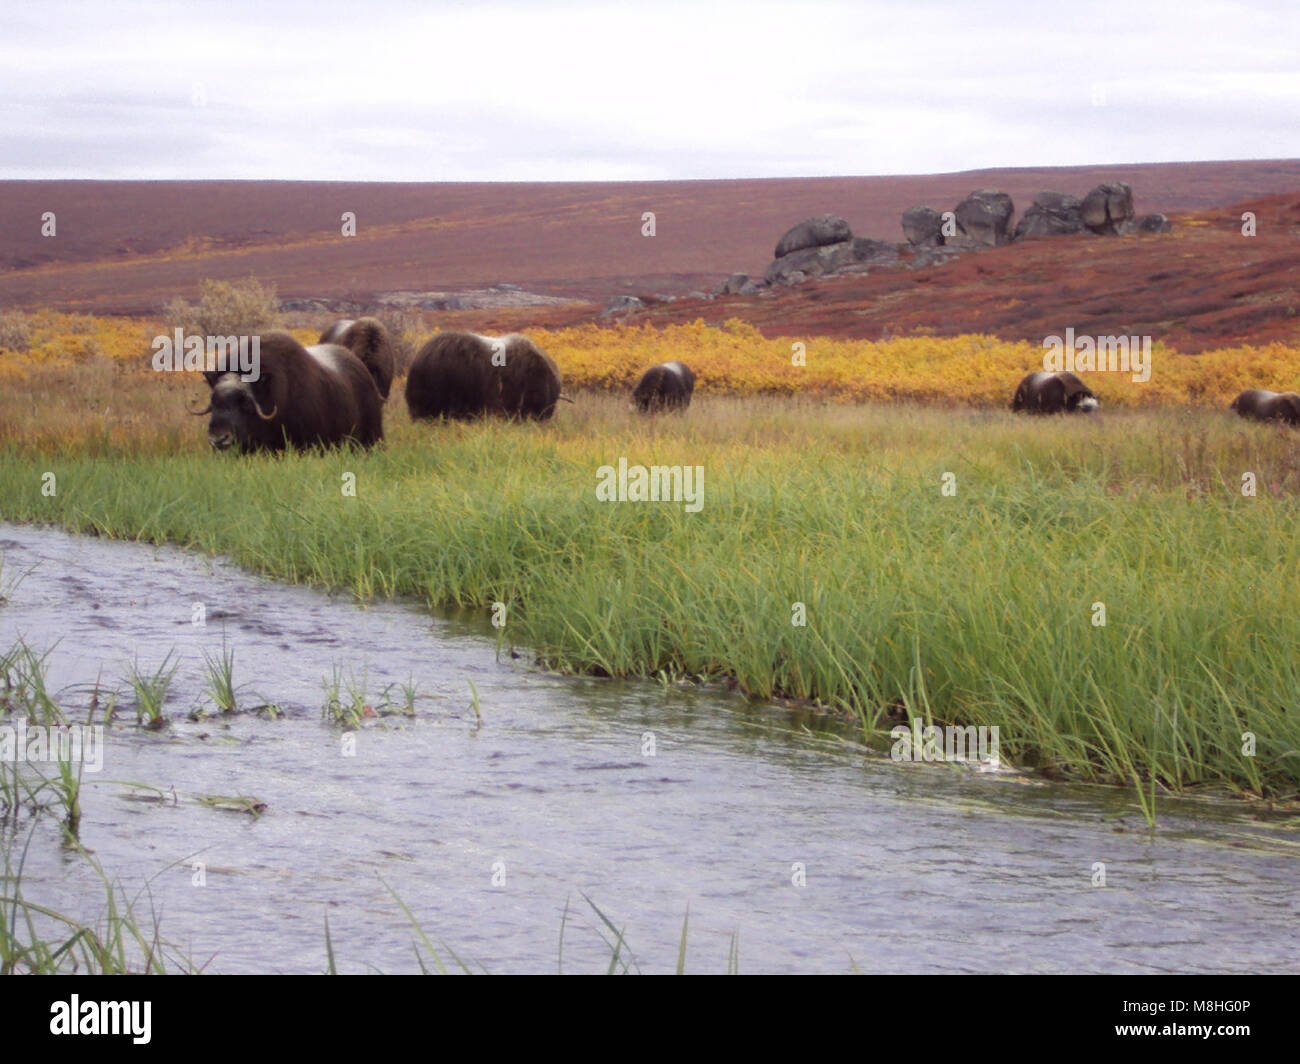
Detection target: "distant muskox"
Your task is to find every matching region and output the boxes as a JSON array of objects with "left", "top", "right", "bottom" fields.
[
  {"left": 632, "top": 361, "right": 696, "bottom": 413},
  {"left": 405, "top": 332, "right": 563, "bottom": 421},
  {"left": 1229, "top": 389, "right": 1300, "bottom": 426},
  {"left": 319, "top": 317, "right": 395, "bottom": 400},
  {"left": 191, "top": 331, "right": 383, "bottom": 452},
  {"left": 1011, "top": 371, "right": 1099, "bottom": 414}
]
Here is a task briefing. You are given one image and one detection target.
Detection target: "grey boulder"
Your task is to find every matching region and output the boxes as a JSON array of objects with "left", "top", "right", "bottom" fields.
[
  {"left": 952, "top": 189, "right": 1015, "bottom": 247},
  {"left": 1080, "top": 182, "right": 1135, "bottom": 234},
  {"left": 773, "top": 214, "right": 853, "bottom": 258},
  {"left": 902, "top": 206, "right": 946, "bottom": 246},
  {"left": 717, "top": 272, "right": 763, "bottom": 296}
]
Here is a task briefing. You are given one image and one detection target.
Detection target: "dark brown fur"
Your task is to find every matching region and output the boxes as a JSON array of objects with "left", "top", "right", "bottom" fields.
[
  {"left": 195, "top": 332, "right": 383, "bottom": 452},
  {"left": 632, "top": 361, "right": 696, "bottom": 412},
  {"left": 405, "top": 332, "right": 562, "bottom": 421},
  {"left": 1229, "top": 389, "right": 1300, "bottom": 425},
  {"left": 1011, "top": 371, "right": 1099, "bottom": 414},
  {"left": 319, "top": 317, "right": 395, "bottom": 400}
]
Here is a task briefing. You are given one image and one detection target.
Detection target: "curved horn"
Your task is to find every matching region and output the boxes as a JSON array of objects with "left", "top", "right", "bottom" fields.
[
  {"left": 558, "top": 393, "right": 576, "bottom": 403},
  {"left": 187, "top": 397, "right": 212, "bottom": 416},
  {"left": 253, "top": 396, "right": 279, "bottom": 421}
]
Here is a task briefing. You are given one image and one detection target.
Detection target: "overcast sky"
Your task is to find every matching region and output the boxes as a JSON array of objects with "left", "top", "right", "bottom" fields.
[{"left": 2, "top": 0, "right": 1296, "bottom": 181}]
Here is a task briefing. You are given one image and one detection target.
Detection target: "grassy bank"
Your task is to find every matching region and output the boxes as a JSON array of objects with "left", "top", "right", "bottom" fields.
[{"left": 3, "top": 360, "right": 1300, "bottom": 806}]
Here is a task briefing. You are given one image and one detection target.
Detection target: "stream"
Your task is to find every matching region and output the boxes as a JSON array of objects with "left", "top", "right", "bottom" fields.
[{"left": 1, "top": 523, "right": 1297, "bottom": 974}]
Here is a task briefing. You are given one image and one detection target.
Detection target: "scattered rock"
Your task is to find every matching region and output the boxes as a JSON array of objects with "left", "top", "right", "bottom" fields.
[
  {"left": 952, "top": 189, "right": 1015, "bottom": 247},
  {"left": 600, "top": 295, "right": 644, "bottom": 317},
  {"left": 1014, "top": 191, "right": 1084, "bottom": 239},
  {"left": 717, "top": 272, "right": 762, "bottom": 296},
  {"left": 902, "top": 206, "right": 946, "bottom": 246},
  {"left": 907, "top": 244, "right": 968, "bottom": 269},
  {"left": 773, "top": 214, "right": 853, "bottom": 258},
  {"left": 683, "top": 291, "right": 714, "bottom": 300},
  {"left": 1136, "top": 212, "right": 1172, "bottom": 234},
  {"left": 1080, "top": 182, "right": 1135, "bottom": 235}
]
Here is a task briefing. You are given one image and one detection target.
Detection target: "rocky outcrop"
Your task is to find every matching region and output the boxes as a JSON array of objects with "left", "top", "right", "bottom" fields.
[
  {"left": 735, "top": 180, "right": 1165, "bottom": 305},
  {"left": 951, "top": 189, "right": 1015, "bottom": 247},
  {"left": 1013, "top": 191, "right": 1084, "bottom": 239},
  {"left": 1080, "top": 182, "right": 1135, "bottom": 235},
  {"left": 766, "top": 228, "right": 905, "bottom": 285},
  {"left": 773, "top": 214, "right": 853, "bottom": 258},
  {"left": 902, "top": 206, "right": 946, "bottom": 246}
]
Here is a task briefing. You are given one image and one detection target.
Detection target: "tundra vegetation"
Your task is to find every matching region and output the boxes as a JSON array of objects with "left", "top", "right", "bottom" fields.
[{"left": 2, "top": 313, "right": 1300, "bottom": 811}]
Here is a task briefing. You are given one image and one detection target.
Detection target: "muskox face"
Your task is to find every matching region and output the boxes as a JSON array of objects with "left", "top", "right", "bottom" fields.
[{"left": 201, "top": 374, "right": 278, "bottom": 451}]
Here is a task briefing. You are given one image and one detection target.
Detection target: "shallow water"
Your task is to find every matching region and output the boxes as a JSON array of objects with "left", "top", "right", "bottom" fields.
[{"left": 1, "top": 523, "right": 1297, "bottom": 974}]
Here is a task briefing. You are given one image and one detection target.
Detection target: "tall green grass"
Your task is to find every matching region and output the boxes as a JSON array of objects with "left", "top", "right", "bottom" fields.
[{"left": 3, "top": 394, "right": 1298, "bottom": 803}]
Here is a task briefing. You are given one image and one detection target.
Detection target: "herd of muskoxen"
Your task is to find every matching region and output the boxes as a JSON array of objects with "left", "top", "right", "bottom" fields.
[{"left": 190, "top": 319, "right": 1300, "bottom": 451}]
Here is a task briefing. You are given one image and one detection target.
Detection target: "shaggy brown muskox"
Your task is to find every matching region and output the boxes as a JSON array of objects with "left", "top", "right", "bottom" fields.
[
  {"left": 319, "top": 317, "right": 395, "bottom": 400},
  {"left": 1229, "top": 389, "right": 1300, "bottom": 426},
  {"left": 1011, "top": 371, "right": 1099, "bottom": 414},
  {"left": 190, "top": 332, "right": 383, "bottom": 452},
  {"left": 405, "top": 332, "right": 563, "bottom": 421},
  {"left": 632, "top": 361, "right": 695, "bottom": 413}
]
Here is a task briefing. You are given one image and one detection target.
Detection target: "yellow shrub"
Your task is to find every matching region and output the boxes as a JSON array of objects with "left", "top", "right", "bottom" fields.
[{"left": 3, "top": 313, "right": 1300, "bottom": 409}]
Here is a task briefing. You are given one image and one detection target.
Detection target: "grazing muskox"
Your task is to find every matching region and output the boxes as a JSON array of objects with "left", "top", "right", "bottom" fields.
[
  {"left": 1229, "top": 389, "right": 1300, "bottom": 426},
  {"left": 405, "top": 332, "right": 563, "bottom": 421},
  {"left": 632, "top": 361, "right": 696, "bottom": 413},
  {"left": 1011, "top": 371, "right": 1099, "bottom": 414},
  {"left": 191, "top": 332, "right": 383, "bottom": 452},
  {"left": 319, "top": 317, "right": 395, "bottom": 400}
]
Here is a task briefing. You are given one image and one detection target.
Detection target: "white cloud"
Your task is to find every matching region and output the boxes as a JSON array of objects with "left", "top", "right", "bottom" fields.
[{"left": 0, "top": 0, "right": 1296, "bottom": 179}]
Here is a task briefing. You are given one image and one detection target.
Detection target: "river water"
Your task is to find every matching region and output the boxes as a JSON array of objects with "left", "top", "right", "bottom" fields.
[{"left": 1, "top": 523, "right": 1296, "bottom": 974}]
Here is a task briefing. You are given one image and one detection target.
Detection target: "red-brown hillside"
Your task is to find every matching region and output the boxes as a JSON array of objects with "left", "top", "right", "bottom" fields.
[
  {"left": 592, "top": 193, "right": 1300, "bottom": 353},
  {"left": 1, "top": 159, "right": 1297, "bottom": 321}
]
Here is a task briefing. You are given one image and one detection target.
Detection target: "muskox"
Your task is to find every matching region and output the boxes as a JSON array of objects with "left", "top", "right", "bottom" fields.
[
  {"left": 632, "top": 361, "right": 696, "bottom": 413},
  {"left": 405, "top": 332, "right": 563, "bottom": 421},
  {"left": 1229, "top": 389, "right": 1300, "bottom": 426},
  {"left": 1011, "top": 371, "right": 1099, "bottom": 414},
  {"left": 319, "top": 317, "right": 395, "bottom": 400},
  {"left": 191, "top": 331, "right": 383, "bottom": 452}
]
